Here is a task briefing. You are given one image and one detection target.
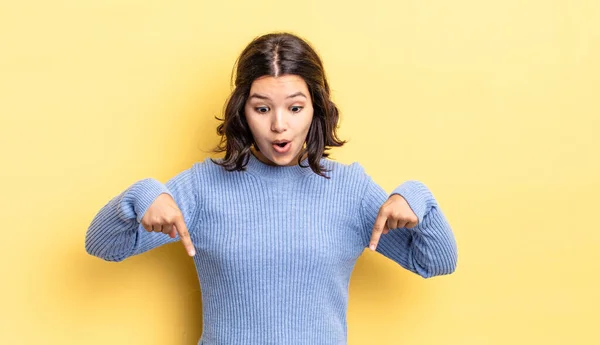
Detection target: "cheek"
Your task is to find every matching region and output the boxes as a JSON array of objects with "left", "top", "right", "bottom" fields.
[
  {"left": 245, "top": 115, "right": 267, "bottom": 142},
  {"left": 301, "top": 112, "right": 314, "bottom": 133}
]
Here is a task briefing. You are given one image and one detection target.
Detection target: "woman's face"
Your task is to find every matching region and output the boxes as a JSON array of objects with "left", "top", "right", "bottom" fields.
[{"left": 244, "top": 74, "right": 314, "bottom": 166}]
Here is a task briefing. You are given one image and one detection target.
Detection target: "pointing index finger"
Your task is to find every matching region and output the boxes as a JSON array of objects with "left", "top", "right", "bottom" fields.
[
  {"left": 175, "top": 218, "right": 195, "bottom": 257},
  {"left": 370, "top": 212, "right": 388, "bottom": 251}
]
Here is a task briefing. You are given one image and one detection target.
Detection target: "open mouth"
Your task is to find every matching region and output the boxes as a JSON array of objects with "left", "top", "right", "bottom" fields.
[{"left": 272, "top": 141, "right": 291, "bottom": 153}]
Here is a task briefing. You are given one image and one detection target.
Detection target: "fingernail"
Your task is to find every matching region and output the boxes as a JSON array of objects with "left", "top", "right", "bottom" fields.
[
  {"left": 190, "top": 250, "right": 196, "bottom": 257},
  {"left": 369, "top": 244, "right": 376, "bottom": 251}
]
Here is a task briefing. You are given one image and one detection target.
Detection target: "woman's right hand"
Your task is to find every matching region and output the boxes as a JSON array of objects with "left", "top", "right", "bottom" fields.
[{"left": 141, "top": 193, "right": 196, "bottom": 257}]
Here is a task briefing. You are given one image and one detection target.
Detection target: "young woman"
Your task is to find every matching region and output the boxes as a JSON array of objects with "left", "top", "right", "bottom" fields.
[{"left": 86, "top": 32, "right": 458, "bottom": 345}]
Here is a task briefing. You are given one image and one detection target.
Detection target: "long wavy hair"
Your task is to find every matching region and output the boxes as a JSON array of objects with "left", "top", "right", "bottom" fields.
[{"left": 212, "top": 32, "right": 346, "bottom": 177}]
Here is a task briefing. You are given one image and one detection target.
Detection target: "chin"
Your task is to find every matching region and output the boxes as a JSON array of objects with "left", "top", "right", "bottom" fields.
[
  {"left": 255, "top": 143, "right": 302, "bottom": 166},
  {"left": 268, "top": 155, "right": 296, "bottom": 166},
  {"left": 263, "top": 151, "right": 302, "bottom": 166}
]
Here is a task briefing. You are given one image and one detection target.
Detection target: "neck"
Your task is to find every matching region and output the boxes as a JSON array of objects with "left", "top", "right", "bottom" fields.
[{"left": 245, "top": 151, "right": 314, "bottom": 181}]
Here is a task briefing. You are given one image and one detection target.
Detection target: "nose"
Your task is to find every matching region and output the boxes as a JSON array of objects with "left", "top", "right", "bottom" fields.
[{"left": 270, "top": 109, "right": 287, "bottom": 133}]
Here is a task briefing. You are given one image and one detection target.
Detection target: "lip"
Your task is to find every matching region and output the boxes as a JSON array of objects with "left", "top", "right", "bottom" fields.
[{"left": 272, "top": 140, "right": 292, "bottom": 154}]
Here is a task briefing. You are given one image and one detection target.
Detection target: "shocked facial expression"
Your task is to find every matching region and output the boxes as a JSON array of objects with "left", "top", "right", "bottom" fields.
[{"left": 244, "top": 74, "right": 314, "bottom": 166}]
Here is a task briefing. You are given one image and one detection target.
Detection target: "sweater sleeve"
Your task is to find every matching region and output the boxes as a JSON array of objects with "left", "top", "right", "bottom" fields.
[
  {"left": 85, "top": 164, "right": 202, "bottom": 262},
  {"left": 359, "top": 174, "right": 457, "bottom": 278}
]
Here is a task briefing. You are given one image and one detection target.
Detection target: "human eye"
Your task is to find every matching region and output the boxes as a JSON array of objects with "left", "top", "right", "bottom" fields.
[
  {"left": 290, "top": 106, "right": 304, "bottom": 113},
  {"left": 255, "top": 106, "right": 270, "bottom": 114}
]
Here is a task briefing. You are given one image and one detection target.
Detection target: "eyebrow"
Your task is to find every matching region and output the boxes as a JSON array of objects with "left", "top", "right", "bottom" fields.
[{"left": 248, "top": 92, "right": 307, "bottom": 101}]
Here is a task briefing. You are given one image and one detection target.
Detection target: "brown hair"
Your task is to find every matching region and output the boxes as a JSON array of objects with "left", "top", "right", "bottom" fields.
[{"left": 212, "top": 32, "right": 346, "bottom": 177}]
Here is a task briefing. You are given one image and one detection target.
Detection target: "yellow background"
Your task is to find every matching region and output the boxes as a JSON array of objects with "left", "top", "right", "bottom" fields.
[{"left": 1, "top": 0, "right": 598, "bottom": 344}]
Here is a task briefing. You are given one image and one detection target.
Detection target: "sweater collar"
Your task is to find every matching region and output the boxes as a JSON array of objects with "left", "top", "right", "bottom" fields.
[{"left": 245, "top": 152, "right": 316, "bottom": 180}]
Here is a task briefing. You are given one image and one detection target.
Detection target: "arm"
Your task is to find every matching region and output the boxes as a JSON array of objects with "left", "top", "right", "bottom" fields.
[
  {"left": 360, "top": 176, "right": 457, "bottom": 278},
  {"left": 85, "top": 165, "right": 202, "bottom": 262}
]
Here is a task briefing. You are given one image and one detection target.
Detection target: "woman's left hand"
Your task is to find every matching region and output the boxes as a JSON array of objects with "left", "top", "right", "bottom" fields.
[{"left": 369, "top": 194, "right": 418, "bottom": 251}]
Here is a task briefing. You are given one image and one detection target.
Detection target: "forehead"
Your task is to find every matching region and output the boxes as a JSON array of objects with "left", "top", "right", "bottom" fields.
[{"left": 249, "top": 74, "right": 309, "bottom": 95}]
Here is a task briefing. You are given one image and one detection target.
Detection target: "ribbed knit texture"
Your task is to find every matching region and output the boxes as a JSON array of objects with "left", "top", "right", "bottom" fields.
[{"left": 85, "top": 154, "right": 458, "bottom": 345}]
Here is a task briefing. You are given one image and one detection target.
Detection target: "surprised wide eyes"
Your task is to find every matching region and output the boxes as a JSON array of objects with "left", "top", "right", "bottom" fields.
[{"left": 254, "top": 106, "right": 304, "bottom": 114}]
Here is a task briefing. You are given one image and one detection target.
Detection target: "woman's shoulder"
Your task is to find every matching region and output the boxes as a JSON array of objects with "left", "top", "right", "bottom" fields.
[
  {"left": 321, "top": 158, "right": 369, "bottom": 180},
  {"left": 189, "top": 156, "right": 229, "bottom": 176}
]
